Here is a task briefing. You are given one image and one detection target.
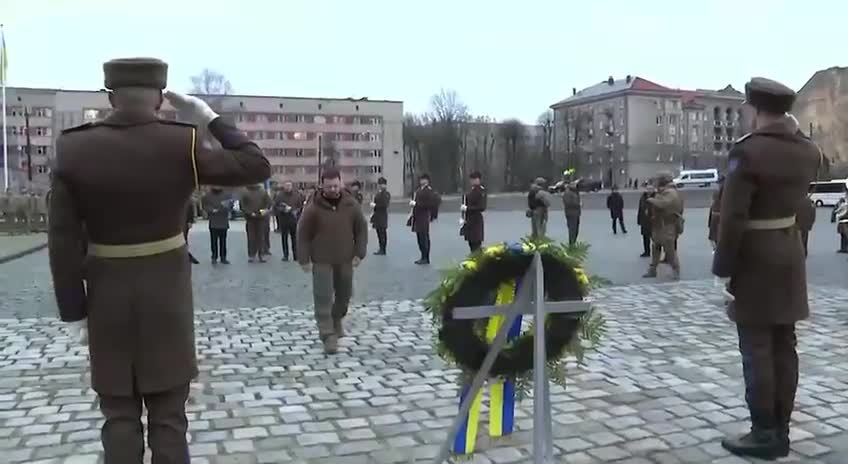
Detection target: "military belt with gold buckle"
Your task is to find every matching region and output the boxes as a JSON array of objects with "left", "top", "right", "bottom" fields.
[{"left": 89, "top": 233, "right": 186, "bottom": 258}]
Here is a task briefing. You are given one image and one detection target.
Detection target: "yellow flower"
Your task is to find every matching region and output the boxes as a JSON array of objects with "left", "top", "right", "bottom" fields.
[
  {"left": 522, "top": 242, "right": 535, "bottom": 253},
  {"left": 483, "top": 244, "right": 505, "bottom": 257},
  {"left": 461, "top": 260, "right": 478, "bottom": 271},
  {"left": 574, "top": 267, "right": 590, "bottom": 286}
]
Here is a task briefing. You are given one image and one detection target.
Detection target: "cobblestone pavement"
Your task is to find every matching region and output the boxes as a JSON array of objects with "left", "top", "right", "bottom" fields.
[
  {"left": 2, "top": 209, "right": 846, "bottom": 319},
  {"left": 1, "top": 281, "right": 848, "bottom": 463}
]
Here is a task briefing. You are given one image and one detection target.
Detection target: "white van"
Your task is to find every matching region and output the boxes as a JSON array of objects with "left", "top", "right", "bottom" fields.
[
  {"left": 810, "top": 180, "right": 847, "bottom": 207},
  {"left": 673, "top": 169, "right": 719, "bottom": 188}
]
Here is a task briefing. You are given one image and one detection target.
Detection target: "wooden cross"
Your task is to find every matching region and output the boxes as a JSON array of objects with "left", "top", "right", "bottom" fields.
[{"left": 432, "top": 252, "right": 592, "bottom": 464}]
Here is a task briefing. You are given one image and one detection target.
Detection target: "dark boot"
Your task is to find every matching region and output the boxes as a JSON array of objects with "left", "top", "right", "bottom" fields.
[
  {"left": 414, "top": 258, "right": 430, "bottom": 265},
  {"left": 323, "top": 335, "right": 338, "bottom": 355},
  {"left": 642, "top": 267, "right": 657, "bottom": 278},
  {"left": 721, "top": 429, "right": 786, "bottom": 460}
]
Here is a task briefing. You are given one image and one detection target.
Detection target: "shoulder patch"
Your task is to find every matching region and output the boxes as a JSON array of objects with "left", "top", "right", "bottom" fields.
[
  {"left": 157, "top": 119, "right": 197, "bottom": 128},
  {"left": 734, "top": 133, "right": 752, "bottom": 144},
  {"left": 61, "top": 122, "right": 97, "bottom": 134}
]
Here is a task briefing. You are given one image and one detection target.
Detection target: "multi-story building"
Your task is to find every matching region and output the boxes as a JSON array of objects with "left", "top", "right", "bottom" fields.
[
  {"left": 2, "top": 87, "right": 404, "bottom": 196},
  {"left": 550, "top": 75, "right": 744, "bottom": 187}
]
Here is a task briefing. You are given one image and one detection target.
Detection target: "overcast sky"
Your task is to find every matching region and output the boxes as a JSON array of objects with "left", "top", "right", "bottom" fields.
[{"left": 3, "top": 0, "right": 845, "bottom": 122}]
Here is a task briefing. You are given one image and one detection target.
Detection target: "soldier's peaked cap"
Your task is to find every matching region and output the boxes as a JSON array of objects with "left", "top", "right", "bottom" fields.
[
  {"left": 103, "top": 57, "right": 168, "bottom": 90},
  {"left": 744, "top": 77, "right": 795, "bottom": 114}
]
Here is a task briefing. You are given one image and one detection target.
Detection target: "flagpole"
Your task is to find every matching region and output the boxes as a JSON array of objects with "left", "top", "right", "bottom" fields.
[{"left": 1, "top": 24, "right": 7, "bottom": 191}]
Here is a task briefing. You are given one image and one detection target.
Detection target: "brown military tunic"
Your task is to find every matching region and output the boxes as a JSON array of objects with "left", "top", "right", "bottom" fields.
[
  {"left": 712, "top": 117, "right": 820, "bottom": 325},
  {"left": 410, "top": 185, "right": 440, "bottom": 233},
  {"left": 708, "top": 187, "right": 722, "bottom": 243},
  {"left": 463, "top": 185, "right": 487, "bottom": 244},
  {"left": 48, "top": 111, "right": 270, "bottom": 396}
]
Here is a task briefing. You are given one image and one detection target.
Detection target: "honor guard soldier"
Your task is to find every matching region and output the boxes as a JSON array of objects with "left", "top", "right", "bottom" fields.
[
  {"left": 461, "top": 171, "right": 487, "bottom": 252},
  {"left": 370, "top": 177, "right": 391, "bottom": 255},
  {"left": 712, "top": 77, "right": 821, "bottom": 460},
  {"left": 47, "top": 57, "right": 270, "bottom": 464}
]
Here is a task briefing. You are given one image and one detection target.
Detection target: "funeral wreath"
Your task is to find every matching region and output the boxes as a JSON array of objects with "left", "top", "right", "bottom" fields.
[{"left": 424, "top": 238, "right": 606, "bottom": 397}]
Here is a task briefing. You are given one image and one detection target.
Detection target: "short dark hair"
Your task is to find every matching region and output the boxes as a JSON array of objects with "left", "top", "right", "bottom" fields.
[
  {"left": 469, "top": 171, "right": 482, "bottom": 180},
  {"left": 419, "top": 174, "right": 430, "bottom": 181},
  {"left": 321, "top": 168, "right": 341, "bottom": 181},
  {"left": 377, "top": 177, "right": 387, "bottom": 185},
  {"left": 350, "top": 180, "right": 362, "bottom": 188}
]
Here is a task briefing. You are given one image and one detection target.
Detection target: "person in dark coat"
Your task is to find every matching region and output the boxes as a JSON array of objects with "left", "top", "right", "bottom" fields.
[
  {"left": 461, "top": 171, "right": 487, "bottom": 252},
  {"left": 349, "top": 180, "right": 364, "bottom": 205},
  {"left": 240, "top": 184, "right": 272, "bottom": 263},
  {"left": 708, "top": 180, "right": 725, "bottom": 249},
  {"left": 370, "top": 177, "right": 391, "bottom": 255},
  {"left": 796, "top": 194, "right": 815, "bottom": 257},
  {"left": 273, "top": 181, "right": 304, "bottom": 261},
  {"left": 202, "top": 187, "right": 232, "bottom": 264},
  {"left": 636, "top": 184, "right": 655, "bottom": 257},
  {"left": 562, "top": 182, "right": 581, "bottom": 246},
  {"left": 46, "top": 58, "right": 270, "bottom": 464},
  {"left": 713, "top": 77, "right": 821, "bottom": 460},
  {"left": 606, "top": 185, "right": 627, "bottom": 234},
  {"left": 409, "top": 174, "right": 440, "bottom": 265}
]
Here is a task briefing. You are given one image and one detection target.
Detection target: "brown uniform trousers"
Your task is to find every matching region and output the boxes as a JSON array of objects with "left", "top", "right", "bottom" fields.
[
  {"left": 712, "top": 118, "right": 820, "bottom": 435},
  {"left": 48, "top": 111, "right": 269, "bottom": 464}
]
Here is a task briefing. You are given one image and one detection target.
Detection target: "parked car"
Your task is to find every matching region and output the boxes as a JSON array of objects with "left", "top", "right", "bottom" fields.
[{"left": 576, "top": 179, "right": 602, "bottom": 192}]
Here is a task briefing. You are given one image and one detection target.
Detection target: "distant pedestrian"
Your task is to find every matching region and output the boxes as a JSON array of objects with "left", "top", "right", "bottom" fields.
[
  {"left": 528, "top": 177, "right": 552, "bottom": 238},
  {"left": 636, "top": 184, "right": 655, "bottom": 257},
  {"left": 273, "top": 181, "right": 304, "bottom": 261},
  {"left": 297, "top": 168, "right": 368, "bottom": 354},
  {"left": 606, "top": 185, "right": 627, "bottom": 234},
  {"left": 562, "top": 181, "right": 581, "bottom": 245},
  {"left": 202, "top": 187, "right": 232, "bottom": 264},
  {"left": 643, "top": 173, "right": 683, "bottom": 280},
  {"left": 240, "top": 184, "right": 272, "bottom": 263}
]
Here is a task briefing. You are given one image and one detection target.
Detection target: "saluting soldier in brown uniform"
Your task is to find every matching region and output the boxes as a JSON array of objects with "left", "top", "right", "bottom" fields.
[
  {"left": 47, "top": 58, "right": 270, "bottom": 464},
  {"left": 713, "top": 78, "right": 820, "bottom": 460},
  {"left": 461, "top": 171, "right": 487, "bottom": 252}
]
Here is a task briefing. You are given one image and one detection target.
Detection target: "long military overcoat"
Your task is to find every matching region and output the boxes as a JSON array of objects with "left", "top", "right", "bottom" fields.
[
  {"left": 712, "top": 117, "right": 820, "bottom": 325},
  {"left": 463, "top": 185, "right": 487, "bottom": 243},
  {"left": 48, "top": 111, "right": 269, "bottom": 396}
]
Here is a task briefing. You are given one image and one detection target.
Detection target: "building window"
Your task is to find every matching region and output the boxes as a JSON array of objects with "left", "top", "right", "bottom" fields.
[
  {"left": 314, "top": 116, "right": 326, "bottom": 124},
  {"left": 265, "top": 131, "right": 276, "bottom": 139},
  {"left": 656, "top": 135, "right": 663, "bottom": 143},
  {"left": 292, "top": 132, "right": 306, "bottom": 140},
  {"left": 371, "top": 150, "right": 382, "bottom": 158},
  {"left": 246, "top": 113, "right": 257, "bottom": 123},
  {"left": 36, "top": 146, "right": 49, "bottom": 155},
  {"left": 35, "top": 165, "right": 49, "bottom": 174},
  {"left": 656, "top": 115, "right": 662, "bottom": 125},
  {"left": 669, "top": 135, "right": 676, "bottom": 144},
  {"left": 656, "top": 153, "right": 662, "bottom": 161},
  {"left": 369, "top": 165, "right": 383, "bottom": 174},
  {"left": 83, "top": 109, "right": 100, "bottom": 121},
  {"left": 367, "top": 133, "right": 380, "bottom": 142},
  {"left": 247, "top": 131, "right": 258, "bottom": 139}
]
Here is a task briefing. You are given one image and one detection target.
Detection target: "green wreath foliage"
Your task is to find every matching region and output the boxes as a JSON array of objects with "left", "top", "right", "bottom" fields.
[{"left": 424, "top": 238, "right": 607, "bottom": 399}]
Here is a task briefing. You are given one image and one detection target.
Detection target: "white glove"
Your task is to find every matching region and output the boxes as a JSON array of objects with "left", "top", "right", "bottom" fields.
[
  {"left": 300, "top": 263, "right": 312, "bottom": 273},
  {"left": 68, "top": 319, "right": 88, "bottom": 344},
  {"left": 460, "top": 204, "right": 467, "bottom": 212},
  {"left": 352, "top": 257, "right": 362, "bottom": 267},
  {"left": 369, "top": 202, "right": 376, "bottom": 208},
  {"left": 459, "top": 219, "right": 466, "bottom": 226},
  {"left": 285, "top": 206, "right": 292, "bottom": 213},
  {"left": 409, "top": 200, "right": 416, "bottom": 207},
  {"left": 164, "top": 91, "right": 219, "bottom": 125}
]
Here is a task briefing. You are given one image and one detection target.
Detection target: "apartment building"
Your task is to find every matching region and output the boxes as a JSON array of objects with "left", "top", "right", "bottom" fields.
[
  {"left": 550, "top": 75, "right": 744, "bottom": 187},
  {"left": 2, "top": 87, "right": 404, "bottom": 196}
]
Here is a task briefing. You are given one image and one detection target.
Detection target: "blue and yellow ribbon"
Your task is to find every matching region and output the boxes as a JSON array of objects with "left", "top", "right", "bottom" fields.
[
  {"left": 453, "top": 279, "right": 521, "bottom": 454},
  {"left": 487, "top": 280, "right": 520, "bottom": 438}
]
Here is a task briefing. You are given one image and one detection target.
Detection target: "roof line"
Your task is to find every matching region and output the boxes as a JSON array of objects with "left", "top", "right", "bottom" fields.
[{"left": 4, "top": 86, "right": 404, "bottom": 104}]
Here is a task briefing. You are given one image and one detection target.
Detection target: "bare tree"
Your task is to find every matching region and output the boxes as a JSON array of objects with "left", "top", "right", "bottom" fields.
[
  {"left": 499, "top": 119, "right": 525, "bottom": 190},
  {"left": 430, "top": 89, "right": 469, "bottom": 124},
  {"left": 427, "top": 89, "right": 469, "bottom": 192},
  {"left": 190, "top": 69, "right": 234, "bottom": 95}
]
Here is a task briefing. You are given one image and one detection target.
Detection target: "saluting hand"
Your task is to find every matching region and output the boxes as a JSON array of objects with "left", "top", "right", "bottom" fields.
[
  {"left": 163, "top": 91, "right": 219, "bottom": 125},
  {"left": 352, "top": 257, "right": 362, "bottom": 267}
]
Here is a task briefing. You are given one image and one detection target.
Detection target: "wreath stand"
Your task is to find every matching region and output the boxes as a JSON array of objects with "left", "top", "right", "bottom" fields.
[{"left": 432, "top": 252, "right": 591, "bottom": 464}]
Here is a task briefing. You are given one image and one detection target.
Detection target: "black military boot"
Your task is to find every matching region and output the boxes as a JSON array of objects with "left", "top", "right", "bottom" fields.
[{"left": 721, "top": 428, "right": 786, "bottom": 460}]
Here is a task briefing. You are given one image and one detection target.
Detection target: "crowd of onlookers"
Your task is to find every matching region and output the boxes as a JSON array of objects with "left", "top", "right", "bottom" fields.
[{"left": 0, "top": 189, "right": 49, "bottom": 233}]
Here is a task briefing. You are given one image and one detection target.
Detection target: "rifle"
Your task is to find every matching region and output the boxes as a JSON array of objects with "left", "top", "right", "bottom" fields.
[{"left": 459, "top": 194, "right": 466, "bottom": 236}]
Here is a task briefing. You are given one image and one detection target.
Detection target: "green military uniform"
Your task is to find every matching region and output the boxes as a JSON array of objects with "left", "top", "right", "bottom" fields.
[
  {"left": 240, "top": 184, "right": 272, "bottom": 262},
  {"left": 562, "top": 186, "right": 581, "bottom": 245},
  {"left": 643, "top": 173, "right": 683, "bottom": 280},
  {"left": 713, "top": 77, "right": 821, "bottom": 460},
  {"left": 529, "top": 177, "right": 552, "bottom": 238}
]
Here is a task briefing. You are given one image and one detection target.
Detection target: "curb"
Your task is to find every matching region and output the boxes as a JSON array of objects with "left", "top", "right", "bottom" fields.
[{"left": 0, "top": 241, "right": 48, "bottom": 265}]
